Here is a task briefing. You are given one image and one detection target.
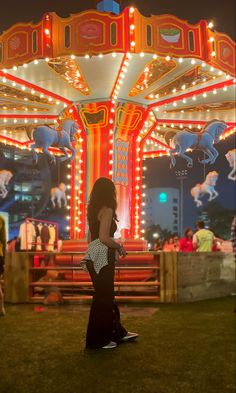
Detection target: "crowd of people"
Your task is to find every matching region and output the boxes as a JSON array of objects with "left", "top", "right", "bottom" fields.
[{"left": 153, "top": 221, "right": 232, "bottom": 253}]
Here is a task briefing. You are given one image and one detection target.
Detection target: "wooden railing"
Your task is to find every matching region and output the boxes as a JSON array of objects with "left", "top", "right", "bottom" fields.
[{"left": 28, "top": 251, "right": 160, "bottom": 302}]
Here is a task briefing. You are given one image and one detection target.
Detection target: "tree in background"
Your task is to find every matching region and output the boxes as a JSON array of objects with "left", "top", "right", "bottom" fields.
[
  {"left": 145, "top": 224, "right": 172, "bottom": 249},
  {"left": 201, "top": 201, "right": 235, "bottom": 239}
]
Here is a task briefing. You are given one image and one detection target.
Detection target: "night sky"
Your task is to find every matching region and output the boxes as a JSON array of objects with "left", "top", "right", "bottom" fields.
[
  {"left": 0, "top": 0, "right": 235, "bottom": 229},
  {"left": 0, "top": 0, "right": 235, "bottom": 39}
]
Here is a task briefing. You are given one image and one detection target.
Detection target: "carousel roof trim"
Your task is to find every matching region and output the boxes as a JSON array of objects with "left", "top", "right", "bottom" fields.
[
  {"left": 0, "top": 6, "right": 235, "bottom": 146},
  {"left": 0, "top": 7, "right": 235, "bottom": 76}
]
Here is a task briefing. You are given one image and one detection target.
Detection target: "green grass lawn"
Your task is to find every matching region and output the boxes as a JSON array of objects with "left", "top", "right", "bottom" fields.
[{"left": 0, "top": 297, "right": 235, "bottom": 393}]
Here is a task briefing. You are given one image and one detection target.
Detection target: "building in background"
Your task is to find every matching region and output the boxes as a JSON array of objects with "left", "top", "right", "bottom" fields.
[
  {"left": 143, "top": 188, "right": 180, "bottom": 234},
  {"left": 0, "top": 144, "right": 68, "bottom": 239},
  {"left": 197, "top": 211, "right": 211, "bottom": 229}
]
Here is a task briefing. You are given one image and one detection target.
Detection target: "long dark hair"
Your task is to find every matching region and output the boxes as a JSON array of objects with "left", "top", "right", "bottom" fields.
[{"left": 87, "top": 177, "right": 118, "bottom": 225}]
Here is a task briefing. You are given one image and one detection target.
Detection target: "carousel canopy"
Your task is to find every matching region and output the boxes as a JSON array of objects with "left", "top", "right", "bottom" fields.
[{"left": 0, "top": 6, "right": 235, "bottom": 153}]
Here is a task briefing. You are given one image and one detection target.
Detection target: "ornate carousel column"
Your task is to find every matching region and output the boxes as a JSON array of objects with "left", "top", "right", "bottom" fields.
[{"left": 69, "top": 100, "right": 150, "bottom": 240}]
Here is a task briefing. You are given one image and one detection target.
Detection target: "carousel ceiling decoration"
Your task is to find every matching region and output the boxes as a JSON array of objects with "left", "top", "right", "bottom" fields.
[
  {"left": 128, "top": 57, "right": 177, "bottom": 97},
  {"left": 165, "top": 101, "right": 236, "bottom": 114},
  {"left": 0, "top": 82, "right": 54, "bottom": 105},
  {"left": 0, "top": 2, "right": 235, "bottom": 240},
  {"left": 47, "top": 57, "right": 91, "bottom": 95},
  {"left": 144, "top": 64, "right": 223, "bottom": 100}
]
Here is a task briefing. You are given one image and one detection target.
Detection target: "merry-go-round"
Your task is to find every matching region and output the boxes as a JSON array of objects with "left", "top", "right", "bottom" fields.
[{"left": 0, "top": 0, "right": 235, "bottom": 304}]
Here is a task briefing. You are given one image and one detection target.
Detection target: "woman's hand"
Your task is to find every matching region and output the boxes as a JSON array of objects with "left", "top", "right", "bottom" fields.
[{"left": 118, "top": 244, "right": 127, "bottom": 258}]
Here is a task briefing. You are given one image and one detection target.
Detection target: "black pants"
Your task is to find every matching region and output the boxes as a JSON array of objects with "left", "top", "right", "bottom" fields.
[{"left": 86, "top": 249, "right": 127, "bottom": 349}]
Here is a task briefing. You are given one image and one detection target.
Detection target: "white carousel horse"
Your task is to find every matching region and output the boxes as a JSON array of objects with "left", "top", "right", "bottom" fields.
[
  {"left": 225, "top": 149, "right": 236, "bottom": 181},
  {"left": 167, "top": 119, "right": 227, "bottom": 167},
  {"left": 50, "top": 183, "right": 67, "bottom": 208},
  {"left": 190, "top": 171, "right": 219, "bottom": 207},
  {"left": 0, "top": 170, "right": 13, "bottom": 199},
  {"left": 27, "top": 119, "right": 78, "bottom": 164}
]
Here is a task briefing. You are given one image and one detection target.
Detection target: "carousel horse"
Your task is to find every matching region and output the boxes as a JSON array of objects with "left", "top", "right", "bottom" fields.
[
  {"left": 167, "top": 119, "right": 227, "bottom": 168},
  {"left": 28, "top": 120, "right": 78, "bottom": 164},
  {"left": 190, "top": 171, "right": 219, "bottom": 207},
  {"left": 0, "top": 170, "right": 13, "bottom": 199},
  {"left": 50, "top": 183, "right": 67, "bottom": 208},
  {"left": 225, "top": 149, "right": 236, "bottom": 181}
]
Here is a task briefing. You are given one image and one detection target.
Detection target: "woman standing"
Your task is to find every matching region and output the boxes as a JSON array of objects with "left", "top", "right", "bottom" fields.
[
  {"left": 82, "top": 177, "right": 138, "bottom": 349},
  {"left": 179, "top": 228, "right": 194, "bottom": 252}
]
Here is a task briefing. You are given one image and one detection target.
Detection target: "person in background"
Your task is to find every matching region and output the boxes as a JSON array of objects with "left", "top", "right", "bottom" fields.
[
  {"left": 163, "top": 237, "right": 178, "bottom": 251},
  {"left": 212, "top": 233, "right": 223, "bottom": 251},
  {"left": 153, "top": 238, "right": 162, "bottom": 251},
  {"left": 193, "top": 221, "right": 214, "bottom": 252},
  {"left": 163, "top": 237, "right": 173, "bottom": 251},
  {"left": 173, "top": 235, "right": 180, "bottom": 251},
  {"left": 179, "top": 228, "right": 194, "bottom": 252},
  {"left": 231, "top": 216, "right": 236, "bottom": 260},
  {"left": 0, "top": 215, "right": 6, "bottom": 316},
  {"left": 81, "top": 177, "right": 138, "bottom": 349}
]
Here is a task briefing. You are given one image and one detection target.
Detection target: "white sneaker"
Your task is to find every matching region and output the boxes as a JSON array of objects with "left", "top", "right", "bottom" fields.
[
  {"left": 102, "top": 341, "right": 117, "bottom": 349},
  {"left": 121, "top": 332, "right": 138, "bottom": 342}
]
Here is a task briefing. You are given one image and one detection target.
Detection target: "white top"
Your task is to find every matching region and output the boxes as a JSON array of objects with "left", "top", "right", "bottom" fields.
[
  {"left": 80, "top": 239, "right": 112, "bottom": 275},
  {"left": 19, "top": 222, "right": 36, "bottom": 250}
]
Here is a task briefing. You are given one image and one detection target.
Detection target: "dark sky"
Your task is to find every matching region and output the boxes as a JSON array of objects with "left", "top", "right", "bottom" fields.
[{"left": 0, "top": 0, "right": 235, "bottom": 39}]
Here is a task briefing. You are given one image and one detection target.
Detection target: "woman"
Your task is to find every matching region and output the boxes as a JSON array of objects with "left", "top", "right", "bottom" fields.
[
  {"left": 173, "top": 235, "right": 180, "bottom": 251},
  {"left": 179, "top": 228, "right": 194, "bottom": 252},
  {"left": 153, "top": 239, "right": 162, "bottom": 251},
  {"left": 163, "top": 237, "right": 174, "bottom": 251},
  {"left": 82, "top": 177, "right": 138, "bottom": 349},
  {"left": 0, "top": 215, "right": 6, "bottom": 316}
]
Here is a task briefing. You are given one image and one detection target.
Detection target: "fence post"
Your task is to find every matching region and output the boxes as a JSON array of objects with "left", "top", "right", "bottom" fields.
[
  {"left": 4, "top": 252, "right": 30, "bottom": 303},
  {"left": 160, "top": 252, "right": 177, "bottom": 303}
]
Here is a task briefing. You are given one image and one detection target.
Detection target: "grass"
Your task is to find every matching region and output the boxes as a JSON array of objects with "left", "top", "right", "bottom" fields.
[{"left": 0, "top": 297, "right": 235, "bottom": 393}]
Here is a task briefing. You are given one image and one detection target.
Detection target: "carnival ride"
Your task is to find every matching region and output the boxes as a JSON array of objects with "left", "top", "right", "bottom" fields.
[{"left": 0, "top": 0, "right": 235, "bottom": 248}]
